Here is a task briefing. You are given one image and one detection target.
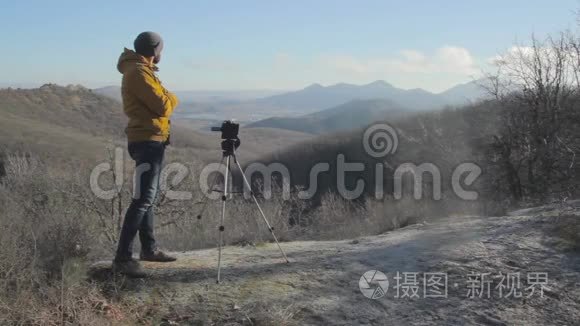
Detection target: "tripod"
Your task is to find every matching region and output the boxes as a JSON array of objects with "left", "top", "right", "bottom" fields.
[{"left": 196, "top": 139, "right": 290, "bottom": 283}]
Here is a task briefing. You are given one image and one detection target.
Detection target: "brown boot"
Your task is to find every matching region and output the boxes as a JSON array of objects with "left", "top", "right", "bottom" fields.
[
  {"left": 112, "top": 258, "right": 147, "bottom": 278},
  {"left": 140, "top": 250, "right": 177, "bottom": 262}
]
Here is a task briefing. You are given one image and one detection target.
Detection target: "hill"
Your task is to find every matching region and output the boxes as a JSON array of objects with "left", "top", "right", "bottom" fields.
[
  {"left": 92, "top": 85, "right": 122, "bottom": 102},
  {"left": 246, "top": 98, "right": 409, "bottom": 134},
  {"left": 238, "top": 127, "right": 313, "bottom": 150},
  {"left": 0, "top": 84, "right": 129, "bottom": 162},
  {"left": 245, "top": 102, "right": 504, "bottom": 207},
  {"left": 0, "top": 85, "right": 206, "bottom": 161},
  {"left": 0, "top": 84, "right": 126, "bottom": 136},
  {"left": 0, "top": 84, "right": 310, "bottom": 163}
]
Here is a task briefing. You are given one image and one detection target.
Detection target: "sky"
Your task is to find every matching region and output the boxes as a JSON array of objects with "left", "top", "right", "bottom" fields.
[{"left": 0, "top": 0, "right": 578, "bottom": 92}]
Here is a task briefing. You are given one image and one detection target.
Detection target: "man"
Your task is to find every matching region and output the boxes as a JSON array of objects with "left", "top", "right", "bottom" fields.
[{"left": 113, "top": 31, "right": 179, "bottom": 278}]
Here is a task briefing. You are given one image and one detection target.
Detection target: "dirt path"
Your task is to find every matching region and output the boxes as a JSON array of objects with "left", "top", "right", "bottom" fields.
[{"left": 94, "top": 207, "right": 580, "bottom": 325}]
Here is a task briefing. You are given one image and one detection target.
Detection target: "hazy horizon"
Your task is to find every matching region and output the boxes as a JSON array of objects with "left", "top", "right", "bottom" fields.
[{"left": 0, "top": 78, "right": 481, "bottom": 95}]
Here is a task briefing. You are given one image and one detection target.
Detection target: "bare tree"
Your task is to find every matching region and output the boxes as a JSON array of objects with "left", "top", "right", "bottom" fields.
[{"left": 484, "top": 33, "right": 580, "bottom": 202}]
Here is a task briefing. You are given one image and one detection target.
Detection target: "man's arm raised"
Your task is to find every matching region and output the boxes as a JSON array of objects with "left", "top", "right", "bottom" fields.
[{"left": 128, "top": 68, "right": 179, "bottom": 117}]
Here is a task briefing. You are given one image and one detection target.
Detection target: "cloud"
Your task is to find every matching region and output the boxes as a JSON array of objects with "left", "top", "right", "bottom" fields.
[
  {"left": 435, "top": 46, "right": 477, "bottom": 74},
  {"left": 487, "top": 46, "right": 535, "bottom": 66},
  {"left": 178, "top": 47, "right": 482, "bottom": 92},
  {"left": 321, "top": 46, "right": 479, "bottom": 76}
]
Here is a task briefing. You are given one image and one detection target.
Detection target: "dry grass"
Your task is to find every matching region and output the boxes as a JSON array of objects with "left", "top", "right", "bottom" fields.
[
  {"left": 1, "top": 148, "right": 472, "bottom": 324},
  {"left": 0, "top": 150, "right": 435, "bottom": 325},
  {"left": 0, "top": 154, "right": 113, "bottom": 324}
]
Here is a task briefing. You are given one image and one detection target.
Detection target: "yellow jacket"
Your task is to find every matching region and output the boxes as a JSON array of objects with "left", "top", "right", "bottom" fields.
[{"left": 117, "top": 48, "right": 179, "bottom": 143}]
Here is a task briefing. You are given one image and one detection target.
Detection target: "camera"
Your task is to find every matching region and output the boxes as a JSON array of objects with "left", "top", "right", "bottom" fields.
[
  {"left": 212, "top": 120, "right": 241, "bottom": 154},
  {"left": 211, "top": 120, "right": 239, "bottom": 140}
]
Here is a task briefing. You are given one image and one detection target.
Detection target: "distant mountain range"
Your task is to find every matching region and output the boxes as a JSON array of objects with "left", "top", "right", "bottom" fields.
[
  {"left": 252, "top": 79, "right": 489, "bottom": 114},
  {"left": 92, "top": 80, "right": 490, "bottom": 129},
  {"left": 246, "top": 98, "right": 409, "bottom": 134},
  {"left": 243, "top": 80, "right": 490, "bottom": 134},
  {"left": 92, "top": 87, "right": 286, "bottom": 103},
  {"left": 93, "top": 79, "right": 488, "bottom": 109},
  {"left": 255, "top": 81, "right": 433, "bottom": 113}
]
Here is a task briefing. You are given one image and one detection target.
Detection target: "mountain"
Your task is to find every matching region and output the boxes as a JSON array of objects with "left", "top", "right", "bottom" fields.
[
  {"left": 245, "top": 98, "right": 409, "bottom": 134},
  {"left": 253, "top": 80, "right": 448, "bottom": 113},
  {"left": 438, "top": 79, "right": 490, "bottom": 104}
]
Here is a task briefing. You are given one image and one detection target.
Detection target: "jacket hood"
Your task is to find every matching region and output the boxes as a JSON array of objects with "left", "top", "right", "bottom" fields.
[{"left": 117, "top": 48, "right": 158, "bottom": 74}]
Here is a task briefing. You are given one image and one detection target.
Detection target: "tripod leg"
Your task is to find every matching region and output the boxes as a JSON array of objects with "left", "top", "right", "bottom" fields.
[
  {"left": 217, "top": 155, "right": 231, "bottom": 283},
  {"left": 196, "top": 156, "right": 225, "bottom": 220},
  {"left": 232, "top": 157, "right": 290, "bottom": 263}
]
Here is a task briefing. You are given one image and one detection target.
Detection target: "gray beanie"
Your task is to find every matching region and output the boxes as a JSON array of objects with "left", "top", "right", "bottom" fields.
[{"left": 134, "top": 31, "right": 164, "bottom": 57}]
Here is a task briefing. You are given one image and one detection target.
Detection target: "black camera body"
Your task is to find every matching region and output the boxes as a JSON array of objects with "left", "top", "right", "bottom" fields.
[
  {"left": 211, "top": 120, "right": 239, "bottom": 140},
  {"left": 212, "top": 120, "right": 241, "bottom": 154}
]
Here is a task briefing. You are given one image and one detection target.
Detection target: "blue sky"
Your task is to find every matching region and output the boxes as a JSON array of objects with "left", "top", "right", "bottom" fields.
[{"left": 0, "top": 0, "right": 577, "bottom": 92}]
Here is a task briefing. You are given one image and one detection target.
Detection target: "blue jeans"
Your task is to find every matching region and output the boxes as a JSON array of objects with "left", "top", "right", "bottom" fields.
[{"left": 115, "top": 141, "right": 165, "bottom": 261}]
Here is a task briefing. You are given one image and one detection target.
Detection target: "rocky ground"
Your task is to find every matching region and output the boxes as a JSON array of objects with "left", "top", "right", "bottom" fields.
[{"left": 91, "top": 201, "right": 580, "bottom": 325}]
